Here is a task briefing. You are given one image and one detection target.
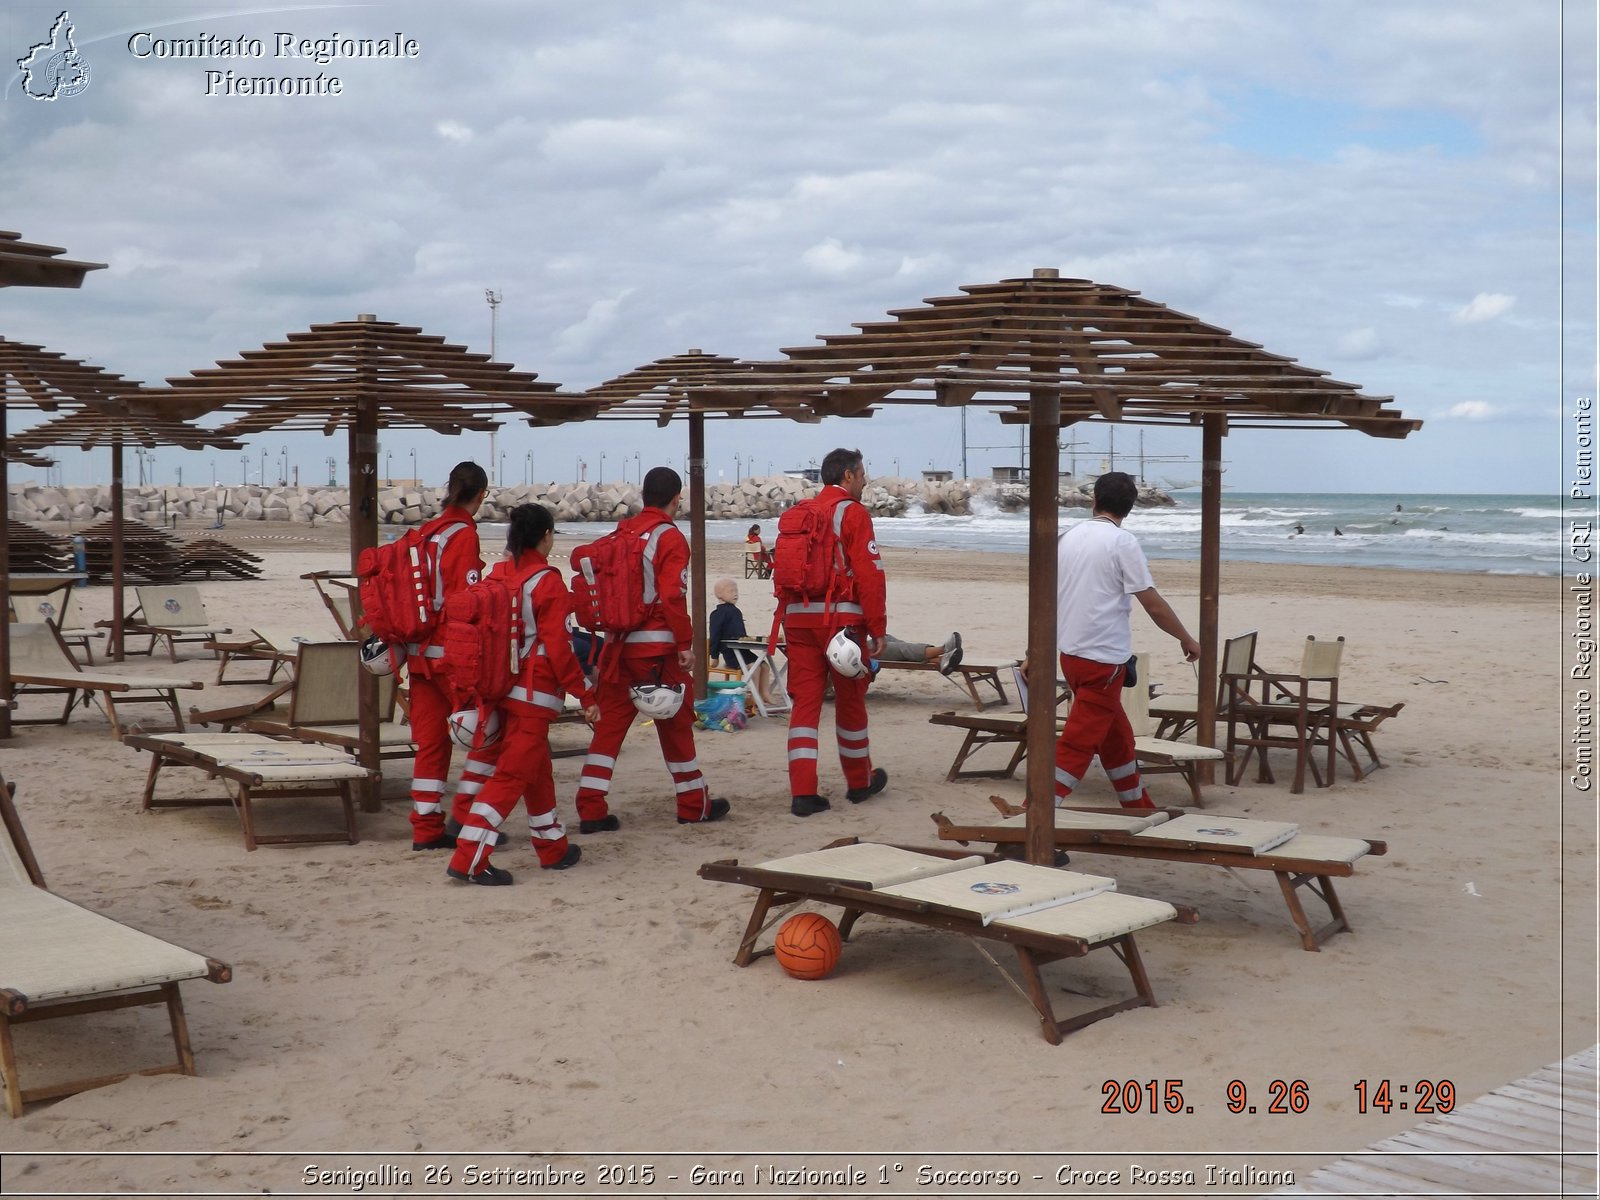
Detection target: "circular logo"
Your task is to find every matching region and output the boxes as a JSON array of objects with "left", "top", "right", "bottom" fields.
[
  {"left": 248, "top": 749, "right": 287, "bottom": 758},
  {"left": 1196, "top": 827, "right": 1241, "bottom": 837},
  {"left": 867, "top": 539, "right": 879, "bottom": 555},
  {"left": 38, "top": 602, "right": 56, "bottom": 618},
  {"left": 968, "top": 881, "right": 1021, "bottom": 896},
  {"left": 164, "top": 598, "right": 183, "bottom": 614},
  {"left": 466, "top": 568, "right": 481, "bottom": 585},
  {"left": 47, "top": 52, "right": 91, "bottom": 99}
]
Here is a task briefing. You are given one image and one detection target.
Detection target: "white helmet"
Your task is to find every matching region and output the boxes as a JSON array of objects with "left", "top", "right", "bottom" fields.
[
  {"left": 360, "top": 635, "right": 403, "bottom": 676},
  {"left": 449, "top": 707, "right": 504, "bottom": 749},
  {"left": 629, "top": 683, "right": 685, "bottom": 719},
  {"left": 827, "top": 630, "right": 867, "bottom": 678}
]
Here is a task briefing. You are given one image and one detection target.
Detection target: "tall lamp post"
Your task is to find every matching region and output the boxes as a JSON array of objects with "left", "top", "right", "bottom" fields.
[
  {"left": 734, "top": 452, "right": 742, "bottom": 485},
  {"left": 239, "top": 453, "right": 249, "bottom": 485},
  {"left": 485, "top": 288, "right": 501, "bottom": 485},
  {"left": 385, "top": 450, "right": 392, "bottom": 486},
  {"left": 524, "top": 451, "right": 532, "bottom": 486},
  {"left": 326, "top": 456, "right": 337, "bottom": 485},
  {"left": 598, "top": 451, "right": 605, "bottom": 484},
  {"left": 259, "top": 448, "right": 267, "bottom": 486},
  {"left": 410, "top": 448, "right": 417, "bottom": 485},
  {"left": 280, "top": 445, "right": 289, "bottom": 487},
  {"left": 499, "top": 452, "right": 506, "bottom": 489}
]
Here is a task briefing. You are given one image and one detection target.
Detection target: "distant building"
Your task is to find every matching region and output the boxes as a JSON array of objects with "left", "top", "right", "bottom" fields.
[
  {"left": 922, "top": 469, "right": 954, "bottom": 482},
  {"left": 992, "top": 466, "right": 1027, "bottom": 484},
  {"left": 784, "top": 467, "right": 822, "bottom": 483}
]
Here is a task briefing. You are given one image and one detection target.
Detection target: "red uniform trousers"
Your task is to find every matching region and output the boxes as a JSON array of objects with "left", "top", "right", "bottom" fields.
[
  {"left": 1054, "top": 653, "right": 1149, "bottom": 809},
  {"left": 408, "top": 672, "right": 497, "bottom": 840},
  {"left": 573, "top": 651, "right": 711, "bottom": 823},
  {"left": 447, "top": 706, "right": 566, "bottom": 875},
  {"left": 783, "top": 625, "right": 874, "bottom": 798}
]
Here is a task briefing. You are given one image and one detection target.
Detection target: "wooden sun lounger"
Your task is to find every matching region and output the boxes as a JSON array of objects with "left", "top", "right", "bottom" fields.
[
  {"left": 8, "top": 578, "right": 103, "bottom": 665},
  {"left": 237, "top": 640, "right": 415, "bottom": 761},
  {"left": 299, "top": 570, "right": 361, "bottom": 639},
  {"left": 0, "top": 770, "right": 231, "bottom": 1116},
  {"left": 6, "top": 622, "right": 204, "bottom": 737},
  {"left": 874, "top": 656, "right": 1016, "bottom": 711},
  {"left": 700, "top": 839, "right": 1195, "bottom": 1044},
  {"left": 123, "top": 731, "right": 372, "bottom": 851},
  {"left": 932, "top": 800, "right": 1387, "bottom": 952},
  {"left": 116, "top": 585, "right": 232, "bottom": 662}
]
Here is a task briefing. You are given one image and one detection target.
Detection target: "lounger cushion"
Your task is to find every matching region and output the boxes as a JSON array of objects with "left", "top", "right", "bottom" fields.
[
  {"left": 1, "top": 889, "right": 214, "bottom": 1005},
  {"left": 876, "top": 861, "right": 1117, "bottom": 925},
  {"left": 756, "top": 843, "right": 984, "bottom": 888},
  {"left": 1133, "top": 813, "right": 1299, "bottom": 854},
  {"left": 989, "top": 811, "right": 1174, "bottom": 834},
  {"left": 1271, "top": 833, "right": 1371, "bottom": 864},
  {"left": 995, "top": 891, "right": 1178, "bottom": 941},
  {"left": 21, "top": 672, "right": 203, "bottom": 691},
  {"left": 1132, "top": 736, "right": 1226, "bottom": 761}
]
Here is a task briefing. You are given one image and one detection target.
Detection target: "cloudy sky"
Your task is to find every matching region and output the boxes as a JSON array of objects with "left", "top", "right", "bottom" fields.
[{"left": 1, "top": 1, "right": 1591, "bottom": 494}]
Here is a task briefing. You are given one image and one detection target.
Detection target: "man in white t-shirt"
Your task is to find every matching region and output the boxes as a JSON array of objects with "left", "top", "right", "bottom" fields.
[{"left": 1056, "top": 472, "right": 1201, "bottom": 809}]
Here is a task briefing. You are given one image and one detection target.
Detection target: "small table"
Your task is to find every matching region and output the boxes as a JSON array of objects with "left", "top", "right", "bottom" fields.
[{"left": 723, "top": 636, "right": 790, "bottom": 717}]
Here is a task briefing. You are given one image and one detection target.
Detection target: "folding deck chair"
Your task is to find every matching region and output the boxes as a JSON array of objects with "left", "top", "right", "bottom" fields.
[
  {"left": 874, "top": 655, "right": 1017, "bottom": 711},
  {"left": 123, "top": 731, "right": 372, "bottom": 850},
  {"left": 239, "top": 640, "right": 414, "bottom": 761},
  {"left": 299, "top": 571, "right": 361, "bottom": 639},
  {"left": 701, "top": 839, "right": 1195, "bottom": 1044},
  {"left": 119, "top": 585, "right": 233, "bottom": 662},
  {"left": 9, "top": 581, "right": 104, "bottom": 665},
  {"left": 722, "top": 636, "right": 790, "bottom": 718},
  {"left": 932, "top": 799, "right": 1387, "bottom": 952},
  {"left": 6, "top": 622, "right": 204, "bottom": 737},
  {"left": 0, "top": 770, "right": 231, "bottom": 1116},
  {"left": 929, "top": 655, "right": 1224, "bottom": 805},
  {"left": 1225, "top": 635, "right": 1344, "bottom": 794}
]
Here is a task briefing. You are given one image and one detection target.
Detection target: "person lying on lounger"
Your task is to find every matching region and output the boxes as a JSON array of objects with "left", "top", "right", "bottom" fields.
[{"left": 877, "top": 632, "right": 963, "bottom": 675}]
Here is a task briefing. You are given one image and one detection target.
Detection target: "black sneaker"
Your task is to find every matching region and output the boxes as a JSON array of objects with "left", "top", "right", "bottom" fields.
[
  {"left": 790, "top": 794, "right": 831, "bottom": 817},
  {"left": 579, "top": 815, "right": 621, "bottom": 834},
  {"left": 846, "top": 767, "right": 889, "bottom": 803},
  {"left": 412, "top": 834, "right": 457, "bottom": 852},
  {"left": 446, "top": 818, "right": 506, "bottom": 847},
  {"left": 939, "top": 634, "right": 964, "bottom": 676},
  {"left": 542, "top": 844, "right": 583, "bottom": 871},
  {"left": 446, "top": 864, "right": 514, "bottom": 886},
  {"left": 678, "top": 797, "right": 731, "bottom": 824}
]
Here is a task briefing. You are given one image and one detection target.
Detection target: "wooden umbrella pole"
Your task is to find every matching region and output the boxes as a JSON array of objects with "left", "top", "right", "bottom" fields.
[
  {"left": 110, "top": 437, "right": 125, "bottom": 661},
  {"left": 350, "top": 386, "right": 381, "bottom": 813},
  {"left": 688, "top": 413, "right": 709, "bottom": 701},
  {"left": 1196, "top": 414, "right": 1224, "bottom": 775},
  {"left": 1023, "top": 376, "right": 1062, "bottom": 868}
]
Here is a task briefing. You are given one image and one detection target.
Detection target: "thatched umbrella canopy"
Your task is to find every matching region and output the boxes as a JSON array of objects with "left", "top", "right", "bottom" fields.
[
  {"left": 0, "top": 231, "right": 105, "bottom": 290},
  {"left": 0, "top": 337, "right": 133, "bottom": 735},
  {"left": 10, "top": 404, "right": 245, "bottom": 658},
  {"left": 144, "top": 315, "right": 600, "bottom": 806},
  {"left": 686, "top": 269, "right": 1421, "bottom": 862}
]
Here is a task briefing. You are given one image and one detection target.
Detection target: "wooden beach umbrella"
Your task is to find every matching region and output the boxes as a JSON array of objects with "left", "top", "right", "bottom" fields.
[
  {"left": 9, "top": 404, "right": 245, "bottom": 658},
  {"left": 0, "top": 232, "right": 105, "bottom": 738},
  {"left": 687, "top": 269, "right": 1421, "bottom": 863},
  {"left": 0, "top": 337, "right": 131, "bottom": 737},
  {"left": 144, "top": 315, "right": 597, "bottom": 807}
]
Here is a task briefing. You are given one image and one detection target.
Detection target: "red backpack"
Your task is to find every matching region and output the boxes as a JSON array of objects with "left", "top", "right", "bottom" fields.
[
  {"left": 771, "top": 495, "right": 854, "bottom": 603},
  {"left": 438, "top": 572, "right": 530, "bottom": 711},
  {"left": 570, "top": 520, "right": 672, "bottom": 635},
  {"left": 355, "top": 518, "right": 471, "bottom": 644}
]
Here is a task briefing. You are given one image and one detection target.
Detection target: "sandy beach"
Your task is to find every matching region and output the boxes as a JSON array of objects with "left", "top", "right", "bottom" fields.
[{"left": 0, "top": 527, "right": 1588, "bottom": 1193}]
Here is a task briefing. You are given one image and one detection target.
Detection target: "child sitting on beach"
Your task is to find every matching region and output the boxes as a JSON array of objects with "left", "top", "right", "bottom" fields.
[{"left": 708, "top": 577, "right": 753, "bottom": 669}]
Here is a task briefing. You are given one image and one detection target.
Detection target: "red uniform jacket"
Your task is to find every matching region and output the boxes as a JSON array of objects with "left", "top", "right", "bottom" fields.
[
  {"left": 780, "top": 485, "right": 887, "bottom": 639},
  {"left": 408, "top": 505, "right": 484, "bottom": 675},
  {"left": 616, "top": 507, "right": 693, "bottom": 657},
  {"left": 496, "top": 551, "right": 594, "bottom": 716}
]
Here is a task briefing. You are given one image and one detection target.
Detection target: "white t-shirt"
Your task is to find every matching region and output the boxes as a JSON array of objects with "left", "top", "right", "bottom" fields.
[{"left": 1056, "top": 517, "right": 1155, "bottom": 664}]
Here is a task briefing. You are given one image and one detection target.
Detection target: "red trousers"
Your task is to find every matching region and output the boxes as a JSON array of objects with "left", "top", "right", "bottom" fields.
[
  {"left": 1055, "top": 653, "right": 1148, "bottom": 808},
  {"left": 408, "top": 673, "right": 497, "bottom": 841},
  {"left": 783, "top": 625, "right": 873, "bottom": 798},
  {"left": 573, "top": 652, "right": 712, "bottom": 823},
  {"left": 448, "top": 707, "right": 566, "bottom": 875}
]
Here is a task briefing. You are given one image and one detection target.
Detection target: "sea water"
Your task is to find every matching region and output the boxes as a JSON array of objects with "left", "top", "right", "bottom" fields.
[{"left": 680, "top": 493, "right": 1565, "bottom": 577}]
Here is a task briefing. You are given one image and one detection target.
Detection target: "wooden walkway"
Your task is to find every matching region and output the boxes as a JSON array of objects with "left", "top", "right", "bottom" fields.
[{"left": 1277, "top": 1046, "right": 1597, "bottom": 1195}]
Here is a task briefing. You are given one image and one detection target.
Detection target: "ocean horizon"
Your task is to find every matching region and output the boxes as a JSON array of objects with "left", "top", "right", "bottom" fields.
[{"left": 550, "top": 491, "right": 1565, "bottom": 578}]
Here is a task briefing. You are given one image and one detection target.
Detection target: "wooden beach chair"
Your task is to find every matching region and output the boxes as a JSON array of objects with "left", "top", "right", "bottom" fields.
[
  {"left": 743, "top": 549, "right": 773, "bottom": 580},
  {"left": 240, "top": 640, "right": 414, "bottom": 760},
  {"left": 700, "top": 839, "right": 1195, "bottom": 1044},
  {"left": 0, "top": 769, "right": 231, "bottom": 1116},
  {"left": 119, "top": 585, "right": 232, "bottom": 662},
  {"left": 1224, "top": 635, "right": 1343, "bottom": 794},
  {"left": 123, "top": 731, "right": 372, "bottom": 851},
  {"left": 300, "top": 571, "right": 361, "bottom": 639},
  {"left": 874, "top": 654, "right": 1017, "bottom": 711},
  {"left": 6, "top": 622, "right": 204, "bottom": 737},
  {"left": 9, "top": 581, "right": 104, "bottom": 665},
  {"left": 932, "top": 798, "right": 1387, "bottom": 952},
  {"left": 929, "top": 655, "right": 1225, "bottom": 805}
]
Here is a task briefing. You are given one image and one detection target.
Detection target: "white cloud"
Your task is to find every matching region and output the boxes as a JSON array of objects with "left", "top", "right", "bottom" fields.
[
  {"left": 1451, "top": 292, "right": 1517, "bottom": 323},
  {"left": 801, "top": 238, "right": 866, "bottom": 277},
  {"left": 435, "top": 120, "right": 473, "bottom": 143},
  {"left": 1438, "top": 400, "right": 1502, "bottom": 420},
  {"left": 1337, "top": 327, "right": 1384, "bottom": 358}
]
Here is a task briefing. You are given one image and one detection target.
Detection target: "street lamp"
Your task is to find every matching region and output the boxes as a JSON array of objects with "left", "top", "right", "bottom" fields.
[
  {"left": 280, "top": 445, "right": 289, "bottom": 487},
  {"left": 326, "top": 456, "right": 337, "bottom": 486},
  {"left": 576, "top": 457, "right": 585, "bottom": 483},
  {"left": 385, "top": 450, "right": 392, "bottom": 486},
  {"left": 598, "top": 451, "right": 605, "bottom": 484},
  {"left": 734, "top": 452, "right": 742, "bottom": 485},
  {"left": 410, "top": 448, "right": 417, "bottom": 485},
  {"left": 259, "top": 448, "right": 267, "bottom": 486},
  {"left": 524, "top": 451, "right": 532, "bottom": 486},
  {"left": 499, "top": 452, "right": 506, "bottom": 489},
  {"left": 239, "top": 453, "right": 249, "bottom": 485}
]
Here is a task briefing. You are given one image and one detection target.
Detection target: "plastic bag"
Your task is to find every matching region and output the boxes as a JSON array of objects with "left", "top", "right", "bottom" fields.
[{"left": 694, "top": 691, "right": 748, "bottom": 732}]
